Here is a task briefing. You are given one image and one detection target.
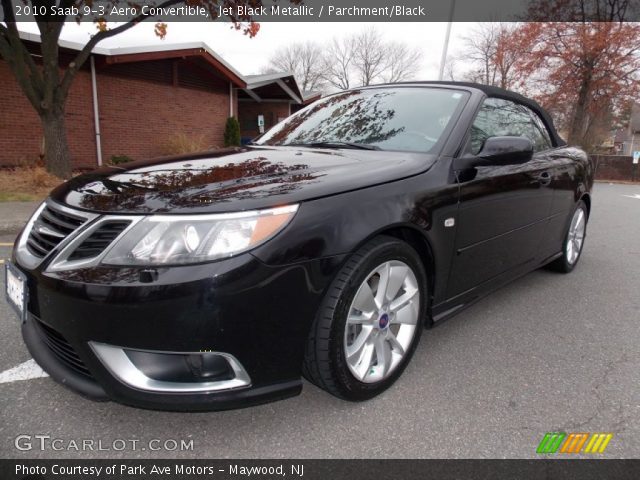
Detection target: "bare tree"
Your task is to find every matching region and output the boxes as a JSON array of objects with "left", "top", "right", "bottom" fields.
[
  {"left": 323, "top": 37, "right": 356, "bottom": 90},
  {"left": 382, "top": 42, "right": 422, "bottom": 83},
  {"left": 460, "top": 23, "right": 522, "bottom": 89},
  {"left": 265, "top": 28, "right": 422, "bottom": 93},
  {"left": 444, "top": 58, "right": 459, "bottom": 82},
  {"left": 352, "top": 28, "right": 389, "bottom": 86},
  {"left": 348, "top": 28, "right": 422, "bottom": 86},
  {"left": 266, "top": 41, "right": 326, "bottom": 92}
]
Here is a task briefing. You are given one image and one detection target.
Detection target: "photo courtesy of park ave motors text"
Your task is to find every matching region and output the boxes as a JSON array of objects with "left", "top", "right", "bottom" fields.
[{"left": 1, "top": 0, "right": 639, "bottom": 475}]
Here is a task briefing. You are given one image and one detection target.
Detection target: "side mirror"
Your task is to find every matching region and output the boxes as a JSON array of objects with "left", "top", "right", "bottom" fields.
[{"left": 455, "top": 136, "right": 534, "bottom": 170}]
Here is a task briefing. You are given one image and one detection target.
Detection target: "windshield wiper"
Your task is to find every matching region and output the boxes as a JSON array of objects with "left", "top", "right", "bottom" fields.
[{"left": 285, "top": 141, "right": 381, "bottom": 151}]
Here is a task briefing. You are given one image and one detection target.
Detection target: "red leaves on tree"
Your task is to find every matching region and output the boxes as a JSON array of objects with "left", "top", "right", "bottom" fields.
[{"left": 512, "top": 21, "right": 640, "bottom": 148}]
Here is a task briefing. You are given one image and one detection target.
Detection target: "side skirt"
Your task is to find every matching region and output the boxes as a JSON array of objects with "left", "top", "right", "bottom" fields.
[{"left": 430, "top": 251, "right": 563, "bottom": 326}]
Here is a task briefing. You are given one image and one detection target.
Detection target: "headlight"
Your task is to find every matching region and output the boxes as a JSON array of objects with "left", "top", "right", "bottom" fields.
[{"left": 102, "top": 205, "right": 298, "bottom": 266}]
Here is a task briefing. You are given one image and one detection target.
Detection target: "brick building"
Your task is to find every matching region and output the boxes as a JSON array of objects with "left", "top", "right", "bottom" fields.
[
  {"left": 0, "top": 32, "right": 321, "bottom": 170},
  {"left": 237, "top": 73, "right": 320, "bottom": 141},
  {"left": 613, "top": 103, "right": 640, "bottom": 156}
]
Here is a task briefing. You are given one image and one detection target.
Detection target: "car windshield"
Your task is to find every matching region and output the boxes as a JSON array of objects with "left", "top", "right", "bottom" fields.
[{"left": 255, "top": 87, "right": 468, "bottom": 153}]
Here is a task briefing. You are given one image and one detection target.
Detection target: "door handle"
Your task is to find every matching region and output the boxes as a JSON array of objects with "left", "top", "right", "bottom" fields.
[{"left": 538, "top": 171, "right": 552, "bottom": 186}]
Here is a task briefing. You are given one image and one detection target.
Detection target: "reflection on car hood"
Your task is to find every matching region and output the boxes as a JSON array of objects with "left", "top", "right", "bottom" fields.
[{"left": 51, "top": 146, "right": 438, "bottom": 214}]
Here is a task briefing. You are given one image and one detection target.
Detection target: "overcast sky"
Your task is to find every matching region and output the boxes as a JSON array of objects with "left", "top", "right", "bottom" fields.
[{"left": 18, "top": 21, "right": 473, "bottom": 79}]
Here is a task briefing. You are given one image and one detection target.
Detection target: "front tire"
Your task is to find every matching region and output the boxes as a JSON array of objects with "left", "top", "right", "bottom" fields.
[
  {"left": 303, "top": 236, "right": 427, "bottom": 401},
  {"left": 548, "top": 200, "right": 588, "bottom": 273}
]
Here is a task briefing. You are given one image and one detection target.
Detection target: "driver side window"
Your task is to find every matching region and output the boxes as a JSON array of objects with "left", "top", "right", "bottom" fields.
[{"left": 469, "top": 98, "right": 552, "bottom": 155}]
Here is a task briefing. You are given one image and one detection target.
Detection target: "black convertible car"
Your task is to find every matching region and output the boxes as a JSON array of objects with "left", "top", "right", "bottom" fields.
[{"left": 6, "top": 82, "right": 593, "bottom": 410}]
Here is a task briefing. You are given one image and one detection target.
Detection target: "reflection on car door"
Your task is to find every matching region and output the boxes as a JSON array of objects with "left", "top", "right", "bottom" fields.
[
  {"left": 447, "top": 97, "right": 555, "bottom": 298},
  {"left": 537, "top": 147, "right": 586, "bottom": 260}
]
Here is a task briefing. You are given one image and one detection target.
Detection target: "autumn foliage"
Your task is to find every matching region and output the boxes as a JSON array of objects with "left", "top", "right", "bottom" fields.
[
  {"left": 513, "top": 21, "right": 640, "bottom": 149},
  {"left": 458, "top": 1, "right": 640, "bottom": 150},
  {"left": 0, "top": 0, "right": 295, "bottom": 178}
]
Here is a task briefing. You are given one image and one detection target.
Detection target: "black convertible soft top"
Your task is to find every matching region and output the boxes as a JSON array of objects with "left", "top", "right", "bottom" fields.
[{"left": 384, "top": 81, "right": 567, "bottom": 147}]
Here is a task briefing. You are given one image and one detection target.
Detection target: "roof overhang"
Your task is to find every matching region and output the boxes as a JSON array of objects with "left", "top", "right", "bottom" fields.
[
  {"left": 301, "top": 91, "right": 322, "bottom": 105},
  {"left": 239, "top": 73, "right": 303, "bottom": 104},
  {"left": 104, "top": 48, "right": 245, "bottom": 88},
  {"left": 16, "top": 30, "right": 246, "bottom": 88}
]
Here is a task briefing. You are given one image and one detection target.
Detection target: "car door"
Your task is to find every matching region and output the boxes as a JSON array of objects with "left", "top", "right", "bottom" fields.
[
  {"left": 529, "top": 111, "right": 583, "bottom": 261},
  {"left": 447, "top": 97, "right": 555, "bottom": 298}
]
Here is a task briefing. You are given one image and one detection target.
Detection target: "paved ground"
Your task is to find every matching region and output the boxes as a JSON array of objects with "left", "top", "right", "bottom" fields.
[
  {"left": 0, "top": 202, "right": 39, "bottom": 235},
  {"left": 0, "top": 183, "right": 638, "bottom": 459}
]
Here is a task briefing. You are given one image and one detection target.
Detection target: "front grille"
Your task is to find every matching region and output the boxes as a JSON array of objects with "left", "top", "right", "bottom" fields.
[
  {"left": 27, "top": 204, "right": 87, "bottom": 258},
  {"left": 68, "top": 221, "right": 130, "bottom": 261},
  {"left": 34, "top": 318, "right": 93, "bottom": 378}
]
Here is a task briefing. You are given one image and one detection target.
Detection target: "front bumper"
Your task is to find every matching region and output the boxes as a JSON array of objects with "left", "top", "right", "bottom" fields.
[{"left": 16, "top": 252, "right": 344, "bottom": 411}]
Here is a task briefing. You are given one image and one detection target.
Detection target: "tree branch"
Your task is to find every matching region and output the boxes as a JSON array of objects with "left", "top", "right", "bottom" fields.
[
  {"left": 0, "top": 13, "right": 45, "bottom": 112},
  {"left": 59, "top": 0, "right": 183, "bottom": 99}
]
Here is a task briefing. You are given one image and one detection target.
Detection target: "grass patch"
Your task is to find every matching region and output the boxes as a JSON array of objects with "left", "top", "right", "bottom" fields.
[
  {"left": 0, "top": 167, "right": 64, "bottom": 202},
  {"left": 161, "top": 133, "right": 211, "bottom": 156}
]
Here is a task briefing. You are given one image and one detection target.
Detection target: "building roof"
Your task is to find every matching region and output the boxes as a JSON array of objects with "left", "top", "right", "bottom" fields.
[
  {"left": 240, "top": 72, "right": 303, "bottom": 104},
  {"left": 16, "top": 30, "right": 318, "bottom": 103},
  {"left": 245, "top": 72, "right": 295, "bottom": 84},
  {"left": 302, "top": 90, "right": 322, "bottom": 102},
  {"left": 22, "top": 31, "right": 245, "bottom": 87}
]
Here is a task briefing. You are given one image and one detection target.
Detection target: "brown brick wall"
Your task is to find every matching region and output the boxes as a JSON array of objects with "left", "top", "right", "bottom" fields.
[
  {"left": 0, "top": 59, "right": 235, "bottom": 170},
  {"left": 97, "top": 70, "right": 231, "bottom": 161},
  {"left": 0, "top": 61, "right": 95, "bottom": 168},
  {"left": 238, "top": 101, "right": 291, "bottom": 139},
  {"left": 593, "top": 155, "right": 639, "bottom": 182}
]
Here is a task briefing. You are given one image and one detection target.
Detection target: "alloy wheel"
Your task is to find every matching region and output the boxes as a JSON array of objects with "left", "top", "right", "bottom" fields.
[
  {"left": 566, "top": 208, "right": 586, "bottom": 265},
  {"left": 344, "top": 260, "right": 420, "bottom": 383}
]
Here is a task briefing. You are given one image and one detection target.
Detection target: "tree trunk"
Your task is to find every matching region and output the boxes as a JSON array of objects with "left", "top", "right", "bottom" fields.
[
  {"left": 567, "top": 67, "right": 593, "bottom": 147},
  {"left": 41, "top": 110, "right": 72, "bottom": 178}
]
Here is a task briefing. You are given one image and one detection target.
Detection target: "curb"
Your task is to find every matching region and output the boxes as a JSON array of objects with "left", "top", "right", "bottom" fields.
[
  {"left": 0, "top": 202, "right": 39, "bottom": 237},
  {"left": 0, "top": 222, "right": 23, "bottom": 237}
]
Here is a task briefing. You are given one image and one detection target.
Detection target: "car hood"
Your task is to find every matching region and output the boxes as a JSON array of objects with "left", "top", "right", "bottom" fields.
[{"left": 51, "top": 146, "right": 438, "bottom": 214}]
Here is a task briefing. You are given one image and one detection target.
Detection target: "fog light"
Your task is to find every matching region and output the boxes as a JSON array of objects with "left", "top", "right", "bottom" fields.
[
  {"left": 186, "top": 353, "right": 233, "bottom": 379},
  {"left": 124, "top": 350, "right": 233, "bottom": 383},
  {"left": 90, "top": 342, "right": 251, "bottom": 393}
]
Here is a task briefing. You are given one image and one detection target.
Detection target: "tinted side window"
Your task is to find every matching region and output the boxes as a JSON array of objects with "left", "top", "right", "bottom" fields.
[{"left": 469, "top": 98, "right": 552, "bottom": 154}]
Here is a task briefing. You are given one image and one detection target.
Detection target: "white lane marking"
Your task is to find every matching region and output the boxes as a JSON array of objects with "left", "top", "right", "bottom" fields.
[
  {"left": 623, "top": 194, "right": 640, "bottom": 200},
  {"left": 0, "top": 359, "right": 49, "bottom": 384}
]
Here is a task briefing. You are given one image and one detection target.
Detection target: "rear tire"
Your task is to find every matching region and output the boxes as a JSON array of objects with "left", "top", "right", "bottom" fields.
[
  {"left": 302, "top": 235, "right": 428, "bottom": 401},
  {"left": 548, "top": 200, "right": 588, "bottom": 273}
]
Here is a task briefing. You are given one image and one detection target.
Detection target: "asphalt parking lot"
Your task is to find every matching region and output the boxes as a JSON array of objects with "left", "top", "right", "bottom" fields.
[{"left": 0, "top": 182, "right": 639, "bottom": 459}]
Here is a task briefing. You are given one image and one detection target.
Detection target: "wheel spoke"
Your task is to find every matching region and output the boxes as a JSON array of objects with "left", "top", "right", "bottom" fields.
[
  {"left": 385, "top": 265, "right": 409, "bottom": 304},
  {"left": 352, "top": 283, "right": 377, "bottom": 313},
  {"left": 374, "top": 263, "right": 391, "bottom": 307},
  {"left": 571, "top": 212, "right": 580, "bottom": 233},
  {"left": 387, "top": 330, "right": 405, "bottom": 356},
  {"left": 374, "top": 334, "right": 392, "bottom": 377},
  {"left": 390, "top": 287, "right": 418, "bottom": 313},
  {"left": 394, "top": 304, "right": 418, "bottom": 325},
  {"left": 346, "top": 325, "right": 374, "bottom": 360},
  {"left": 353, "top": 342, "right": 375, "bottom": 380},
  {"left": 347, "top": 311, "right": 374, "bottom": 326},
  {"left": 575, "top": 210, "right": 584, "bottom": 231}
]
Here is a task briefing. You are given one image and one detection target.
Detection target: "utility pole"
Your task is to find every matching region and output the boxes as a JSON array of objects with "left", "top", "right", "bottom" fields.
[{"left": 438, "top": 0, "right": 456, "bottom": 81}]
